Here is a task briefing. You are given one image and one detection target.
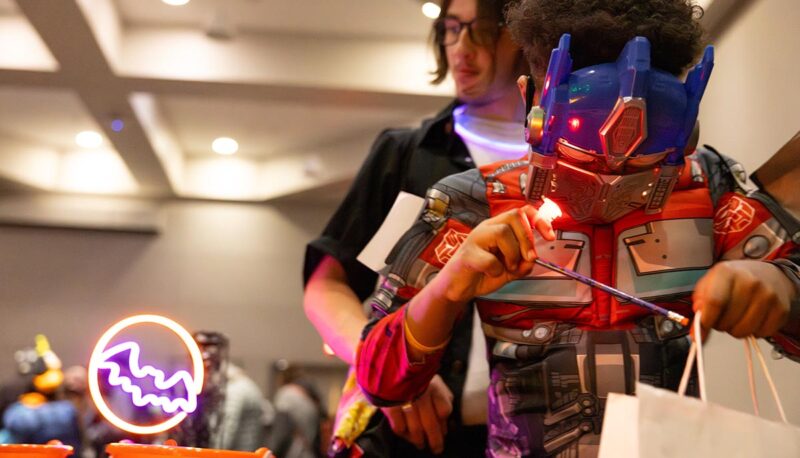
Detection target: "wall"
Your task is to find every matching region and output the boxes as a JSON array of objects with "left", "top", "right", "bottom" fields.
[
  {"left": 698, "top": 0, "right": 800, "bottom": 422},
  {"left": 0, "top": 197, "right": 343, "bottom": 396}
]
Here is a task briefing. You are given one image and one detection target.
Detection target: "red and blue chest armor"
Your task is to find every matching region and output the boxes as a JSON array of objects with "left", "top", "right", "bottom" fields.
[{"left": 360, "top": 158, "right": 797, "bottom": 458}]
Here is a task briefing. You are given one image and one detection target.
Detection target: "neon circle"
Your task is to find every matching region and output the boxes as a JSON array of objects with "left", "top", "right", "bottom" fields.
[{"left": 88, "top": 314, "right": 204, "bottom": 435}]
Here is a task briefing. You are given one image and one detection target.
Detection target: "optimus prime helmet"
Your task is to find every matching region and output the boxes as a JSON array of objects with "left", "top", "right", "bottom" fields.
[{"left": 524, "top": 34, "right": 714, "bottom": 224}]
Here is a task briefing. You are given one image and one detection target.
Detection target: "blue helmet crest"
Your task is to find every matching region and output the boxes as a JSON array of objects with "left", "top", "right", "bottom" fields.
[
  {"left": 525, "top": 33, "right": 714, "bottom": 221},
  {"left": 528, "top": 33, "right": 714, "bottom": 170}
]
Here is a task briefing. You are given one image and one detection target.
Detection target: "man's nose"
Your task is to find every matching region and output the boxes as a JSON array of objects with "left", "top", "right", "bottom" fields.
[{"left": 453, "top": 25, "right": 477, "bottom": 54}]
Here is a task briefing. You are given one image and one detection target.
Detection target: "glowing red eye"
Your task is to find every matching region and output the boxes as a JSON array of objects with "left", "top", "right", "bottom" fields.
[
  {"left": 544, "top": 76, "right": 551, "bottom": 92},
  {"left": 568, "top": 117, "right": 581, "bottom": 131}
]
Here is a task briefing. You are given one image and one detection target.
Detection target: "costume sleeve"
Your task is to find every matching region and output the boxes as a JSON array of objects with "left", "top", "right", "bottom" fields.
[
  {"left": 713, "top": 189, "right": 800, "bottom": 361},
  {"left": 690, "top": 145, "right": 751, "bottom": 205},
  {"left": 303, "top": 129, "right": 415, "bottom": 301},
  {"left": 355, "top": 169, "right": 490, "bottom": 406}
]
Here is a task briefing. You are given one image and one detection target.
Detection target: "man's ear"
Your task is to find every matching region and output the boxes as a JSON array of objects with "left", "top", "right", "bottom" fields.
[{"left": 517, "top": 75, "right": 528, "bottom": 105}]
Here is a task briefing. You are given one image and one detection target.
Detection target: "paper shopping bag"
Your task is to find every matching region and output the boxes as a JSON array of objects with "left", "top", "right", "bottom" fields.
[
  {"left": 600, "top": 313, "right": 800, "bottom": 458},
  {"left": 637, "top": 382, "right": 800, "bottom": 458},
  {"left": 597, "top": 392, "right": 639, "bottom": 458},
  {"left": 599, "top": 382, "right": 800, "bottom": 458}
]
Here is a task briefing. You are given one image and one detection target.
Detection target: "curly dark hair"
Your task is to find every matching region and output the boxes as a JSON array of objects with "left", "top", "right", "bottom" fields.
[
  {"left": 506, "top": 0, "right": 705, "bottom": 77},
  {"left": 430, "top": 0, "right": 517, "bottom": 84}
]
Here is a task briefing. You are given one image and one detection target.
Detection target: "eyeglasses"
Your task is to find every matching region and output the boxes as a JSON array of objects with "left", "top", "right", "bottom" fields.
[{"left": 433, "top": 17, "right": 504, "bottom": 47}]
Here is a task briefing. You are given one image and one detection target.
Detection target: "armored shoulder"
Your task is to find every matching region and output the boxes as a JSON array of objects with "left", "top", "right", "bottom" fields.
[{"left": 690, "top": 145, "right": 751, "bottom": 204}]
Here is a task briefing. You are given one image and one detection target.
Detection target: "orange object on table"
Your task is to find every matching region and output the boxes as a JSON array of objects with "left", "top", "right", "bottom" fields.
[
  {"left": 106, "top": 443, "right": 273, "bottom": 458},
  {"left": 0, "top": 441, "right": 74, "bottom": 458}
]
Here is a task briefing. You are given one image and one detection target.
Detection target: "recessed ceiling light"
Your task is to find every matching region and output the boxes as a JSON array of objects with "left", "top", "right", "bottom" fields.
[
  {"left": 422, "top": 2, "right": 441, "bottom": 19},
  {"left": 212, "top": 137, "right": 238, "bottom": 155},
  {"left": 75, "top": 130, "right": 103, "bottom": 149},
  {"left": 162, "top": 0, "right": 190, "bottom": 5}
]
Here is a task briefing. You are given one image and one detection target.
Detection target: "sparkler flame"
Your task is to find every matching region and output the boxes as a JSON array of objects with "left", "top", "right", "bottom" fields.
[{"left": 538, "top": 197, "right": 563, "bottom": 224}]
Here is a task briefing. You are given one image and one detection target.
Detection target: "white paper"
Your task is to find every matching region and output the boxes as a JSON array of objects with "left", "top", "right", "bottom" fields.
[
  {"left": 598, "top": 392, "right": 640, "bottom": 458},
  {"left": 637, "top": 382, "right": 800, "bottom": 458},
  {"left": 357, "top": 191, "right": 425, "bottom": 272}
]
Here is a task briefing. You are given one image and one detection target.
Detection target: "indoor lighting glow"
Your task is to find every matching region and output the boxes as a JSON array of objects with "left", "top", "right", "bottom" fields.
[
  {"left": 88, "top": 315, "right": 204, "bottom": 435},
  {"left": 538, "top": 197, "right": 563, "bottom": 224},
  {"left": 162, "top": 0, "right": 190, "bottom": 5},
  {"left": 58, "top": 151, "right": 138, "bottom": 194},
  {"left": 212, "top": 137, "right": 239, "bottom": 155},
  {"left": 422, "top": 2, "right": 441, "bottom": 19},
  {"left": 75, "top": 130, "right": 103, "bottom": 149},
  {"left": 453, "top": 106, "right": 529, "bottom": 153}
]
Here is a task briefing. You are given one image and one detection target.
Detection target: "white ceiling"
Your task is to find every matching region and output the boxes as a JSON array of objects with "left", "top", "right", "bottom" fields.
[
  {"left": 116, "top": 0, "right": 434, "bottom": 40},
  {"left": 0, "top": 87, "right": 102, "bottom": 150},
  {"left": 0, "top": 0, "right": 450, "bottom": 203},
  {"left": 159, "top": 94, "right": 424, "bottom": 159},
  {"left": 0, "top": 0, "right": 733, "bottom": 205}
]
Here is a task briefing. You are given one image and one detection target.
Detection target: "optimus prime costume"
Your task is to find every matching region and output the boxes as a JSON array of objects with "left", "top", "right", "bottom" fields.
[{"left": 355, "top": 35, "right": 800, "bottom": 458}]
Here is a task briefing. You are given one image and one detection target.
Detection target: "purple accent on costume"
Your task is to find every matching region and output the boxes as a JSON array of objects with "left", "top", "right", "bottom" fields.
[{"left": 97, "top": 341, "right": 197, "bottom": 414}]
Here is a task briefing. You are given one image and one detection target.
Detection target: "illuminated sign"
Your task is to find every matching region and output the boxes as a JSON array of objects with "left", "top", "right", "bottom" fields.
[{"left": 88, "top": 315, "right": 204, "bottom": 435}]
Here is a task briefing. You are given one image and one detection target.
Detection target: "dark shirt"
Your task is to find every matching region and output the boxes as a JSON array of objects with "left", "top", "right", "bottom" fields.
[
  {"left": 303, "top": 101, "right": 486, "bottom": 457},
  {"left": 303, "top": 101, "right": 473, "bottom": 300}
]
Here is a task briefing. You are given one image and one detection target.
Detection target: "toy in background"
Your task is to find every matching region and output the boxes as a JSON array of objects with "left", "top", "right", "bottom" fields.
[{"left": 0, "top": 335, "right": 81, "bottom": 453}]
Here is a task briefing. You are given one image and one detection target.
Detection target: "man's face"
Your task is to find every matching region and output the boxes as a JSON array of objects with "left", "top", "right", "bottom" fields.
[{"left": 445, "top": 0, "right": 522, "bottom": 106}]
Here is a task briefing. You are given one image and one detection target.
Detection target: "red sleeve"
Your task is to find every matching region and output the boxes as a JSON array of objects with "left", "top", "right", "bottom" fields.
[
  {"left": 714, "top": 192, "right": 800, "bottom": 359},
  {"left": 355, "top": 307, "right": 444, "bottom": 406}
]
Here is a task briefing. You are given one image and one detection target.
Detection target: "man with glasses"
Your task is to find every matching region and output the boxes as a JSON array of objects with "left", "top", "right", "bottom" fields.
[{"left": 303, "top": 0, "right": 528, "bottom": 456}]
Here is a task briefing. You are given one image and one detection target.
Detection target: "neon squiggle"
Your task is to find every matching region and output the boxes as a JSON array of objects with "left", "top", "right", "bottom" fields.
[
  {"left": 89, "top": 314, "right": 203, "bottom": 435},
  {"left": 98, "top": 341, "right": 197, "bottom": 414}
]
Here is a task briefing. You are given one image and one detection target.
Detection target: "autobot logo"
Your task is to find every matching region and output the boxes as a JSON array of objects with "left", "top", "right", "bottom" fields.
[
  {"left": 714, "top": 196, "right": 755, "bottom": 234},
  {"left": 88, "top": 315, "right": 204, "bottom": 435},
  {"left": 611, "top": 108, "right": 642, "bottom": 155},
  {"left": 435, "top": 228, "right": 468, "bottom": 264}
]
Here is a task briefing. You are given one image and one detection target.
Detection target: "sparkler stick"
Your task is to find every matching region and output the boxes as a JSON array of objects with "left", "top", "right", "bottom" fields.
[{"left": 532, "top": 257, "right": 689, "bottom": 326}]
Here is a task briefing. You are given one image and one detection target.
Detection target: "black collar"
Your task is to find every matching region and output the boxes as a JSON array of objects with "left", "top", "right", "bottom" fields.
[{"left": 417, "top": 100, "right": 469, "bottom": 159}]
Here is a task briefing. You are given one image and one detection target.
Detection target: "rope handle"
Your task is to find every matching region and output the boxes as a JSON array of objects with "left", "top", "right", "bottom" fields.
[{"left": 676, "top": 311, "right": 788, "bottom": 423}]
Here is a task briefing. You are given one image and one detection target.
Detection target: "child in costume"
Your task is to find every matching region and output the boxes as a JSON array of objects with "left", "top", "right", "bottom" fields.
[{"left": 355, "top": 1, "right": 800, "bottom": 456}]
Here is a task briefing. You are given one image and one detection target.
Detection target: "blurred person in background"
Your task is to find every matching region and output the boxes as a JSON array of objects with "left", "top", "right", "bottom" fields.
[
  {"left": 214, "top": 364, "right": 271, "bottom": 452},
  {"left": 267, "top": 367, "right": 326, "bottom": 458}
]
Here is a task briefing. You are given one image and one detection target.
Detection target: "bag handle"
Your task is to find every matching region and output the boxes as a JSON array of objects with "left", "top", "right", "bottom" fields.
[
  {"left": 676, "top": 311, "right": 788, "bottom": 423},
  {"left": 677, "top": 311, "right": 707, "bottom": 400}
]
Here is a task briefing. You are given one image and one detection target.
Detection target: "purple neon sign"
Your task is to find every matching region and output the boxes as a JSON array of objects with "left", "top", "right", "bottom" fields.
[{"left": 97, "top": 341, "right": 197, "bottom": 414}]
